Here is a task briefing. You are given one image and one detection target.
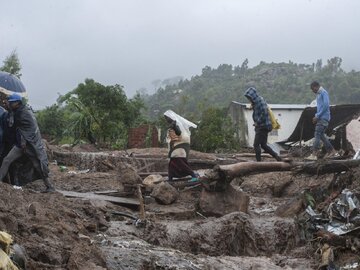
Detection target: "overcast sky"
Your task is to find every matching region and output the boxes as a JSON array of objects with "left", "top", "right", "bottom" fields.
[{"left": 1, "top": 0, "right": 359, "bottom": 109}]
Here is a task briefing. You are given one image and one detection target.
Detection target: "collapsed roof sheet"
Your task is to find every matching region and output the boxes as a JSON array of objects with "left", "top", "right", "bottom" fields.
[{"left": 283, "top": 104, "right": 360, "bottom": 143}]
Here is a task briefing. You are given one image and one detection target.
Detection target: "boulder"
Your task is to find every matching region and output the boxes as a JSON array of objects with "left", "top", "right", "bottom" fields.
[
  {"left": 150, "top": 182, "right": 179, "bottom": 205},
  {"left": 143, "top": 174, "right": 164, "bottom": 192},
  {"left": 199, "top": 185, "right": 249, "bottom": 216},
  {"left": 117, "top": 164, "right": 143, "bottom": 187},
  {"left": 275, "top": 196, "right": 304, "bottom": 217}
]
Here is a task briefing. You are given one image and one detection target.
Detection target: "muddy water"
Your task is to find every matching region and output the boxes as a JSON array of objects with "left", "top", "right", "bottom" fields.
[
  {"left": 92, "top": 169, "right": 317, "bottom": 269},
  {"left": 96, "top": 200, "right": 314, "bottom": 270},
  {"left": 52, "top": 150, "right": 317, "bottom": 269},
  {"left": 100, "top": 234, "right": 292, "bottom": 269}
]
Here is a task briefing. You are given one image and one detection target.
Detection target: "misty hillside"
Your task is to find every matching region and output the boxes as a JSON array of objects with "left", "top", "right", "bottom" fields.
[{"left": 143, "top": 57, "right": 360, "bottom": 120}]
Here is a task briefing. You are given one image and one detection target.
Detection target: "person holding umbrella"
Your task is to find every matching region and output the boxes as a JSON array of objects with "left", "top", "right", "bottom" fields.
[
  {"left": 0, "top": 71, "right": 27, "bottom": 107},
  {"left": 0, "top": 93, "right": 55, "bottom": 192}
]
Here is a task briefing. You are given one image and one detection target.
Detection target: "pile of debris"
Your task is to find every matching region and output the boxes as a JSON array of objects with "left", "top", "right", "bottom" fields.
[{"left": 3, "top": 144, "right": 360, "bottom": 269}]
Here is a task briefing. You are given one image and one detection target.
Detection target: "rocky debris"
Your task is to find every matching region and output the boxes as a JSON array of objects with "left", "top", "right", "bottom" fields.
[
  {"left": 143, "top": 212, "right": 299, "bottom": 257},
  {"left": 142, "top": 174, "right": 164, "bottom": 192},
  {"left": 150, "top": 182, "right": 179, "bottom": 205},
  {"left": 51, "top": 150, "right": 167, "bottom": 173},
  {"left": 275, "top": 196, "right": 304, "bottom": 217},
  {"left": 199, "top": 185, "right": 249, "bottom": 216},
  {"left": 100, "top": 234, "right": 307, "bottom": 270},
  {"left": 117, "top": 163, "right": 143, "bottom": 188},
  {"left": 0, "top": 183, "right": 108, "bottom": 269},
  {"left": 5, "top": 146, "right": 360, "bottom": 269},
  {"left": 27, "top": 202, "right": 42, "bottom": 216},
  {"left": 50, "top": 146, "right": 220, "bottom": 175}
]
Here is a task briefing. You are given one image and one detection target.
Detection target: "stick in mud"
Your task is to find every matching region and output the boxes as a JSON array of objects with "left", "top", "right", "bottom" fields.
[{"left": 137, "top": 185, "right": 146, "bottom": 220}]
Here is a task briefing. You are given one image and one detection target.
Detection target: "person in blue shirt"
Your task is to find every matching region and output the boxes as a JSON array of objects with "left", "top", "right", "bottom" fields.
[
  {"left": 244, "top": 87, "right": 282, "bottom": 162},
  {"left": 306, "top": 81, "right": 337, "bottom": 160}
]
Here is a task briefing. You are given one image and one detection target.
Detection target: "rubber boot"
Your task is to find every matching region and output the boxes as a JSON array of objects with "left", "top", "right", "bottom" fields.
[{"left": 42, "top": 177, "right": 55, "bottom": 193}]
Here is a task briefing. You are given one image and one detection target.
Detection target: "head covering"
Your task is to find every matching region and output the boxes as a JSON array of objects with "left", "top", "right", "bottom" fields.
[
  {"left": 244, "top": 87, "right": 272, "bottom": 130},
  {"left": 164, "top": 110, "right": 197, "bottom": 137},
  {"left": 7, "top": 93, "right": 23, "bottom": 102},
  {"left": 244, "top": 87, "right": 259, "bottom": 103}
]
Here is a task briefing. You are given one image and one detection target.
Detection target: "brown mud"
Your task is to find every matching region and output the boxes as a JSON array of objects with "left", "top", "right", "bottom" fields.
[{"left": 2, "top": 146, "right": 360, "bottom": 269}]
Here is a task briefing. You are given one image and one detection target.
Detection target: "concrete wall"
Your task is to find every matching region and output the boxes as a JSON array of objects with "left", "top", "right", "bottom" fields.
[
  {"left": 229, "top": 102, "right": 305, "bottom": 147},
  {"left": 347, "top": 118, "right": 360, "bottom": 151},
  {"left": 228, "top": 103, "right": 248, "bottom": 147}
]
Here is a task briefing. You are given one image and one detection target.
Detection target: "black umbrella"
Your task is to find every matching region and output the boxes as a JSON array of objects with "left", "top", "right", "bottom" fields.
[{"left": 0, "top": 71, "right": 26, "bottom": 93}]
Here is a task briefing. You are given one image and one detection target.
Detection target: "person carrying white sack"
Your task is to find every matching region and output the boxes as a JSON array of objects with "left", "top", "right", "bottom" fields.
[{"left": 163, "top": 110, "right": 199, "bottom": 182}]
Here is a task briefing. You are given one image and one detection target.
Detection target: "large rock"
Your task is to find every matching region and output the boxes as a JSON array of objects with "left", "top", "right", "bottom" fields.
[
  {"left": 199, "top": 185, "right": 249, "bottom": 216},
  {"left": 150, "top": 182, "right": 179, "bottom": 205},
  {"left": 117, "top": 164, "right": 143, "bottom": 186},
  {"left": 275, "top": 196, "right": 304, "bottom": 217},
  {"left": 143, "top": 174, "right": 164, "bottom": 192}
]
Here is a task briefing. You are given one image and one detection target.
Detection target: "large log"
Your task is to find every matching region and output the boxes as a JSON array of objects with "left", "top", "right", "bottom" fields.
[
  {"left": 203, "top": 159, "right": 360, "bottom": 186},
  {"left": 292, "top": 159, "right": 360, "bottom": 175},
  {"left": 217, "top": 161, "right": 293, "bottom": 179},
  {"left": 201, "top": 161, "right": 294, "bottom": 191}
]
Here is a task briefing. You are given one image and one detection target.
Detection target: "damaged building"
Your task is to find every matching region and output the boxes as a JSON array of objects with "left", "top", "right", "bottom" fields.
[
  {"left": 228, "top": 101, "right": 360, "bottom": 152},
  {"left": 228, "top": 101, "right": 307, "bottom": 147}
]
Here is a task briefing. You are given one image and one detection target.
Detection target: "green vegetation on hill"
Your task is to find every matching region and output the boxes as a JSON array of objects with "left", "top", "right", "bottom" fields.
[{"left": 143, "top": 57, "right": 360, "bottom": 122}]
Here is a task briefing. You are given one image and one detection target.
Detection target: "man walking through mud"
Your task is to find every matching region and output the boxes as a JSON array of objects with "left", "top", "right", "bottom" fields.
[
  {"left": 0, "top": 93, "right": 55, "bottom": 192},
  {"left": 306, "top": 81, "right": 337, "bottom": 161},
  {"left": 244, "top": 87, "right": 282, "bottom": 162}
]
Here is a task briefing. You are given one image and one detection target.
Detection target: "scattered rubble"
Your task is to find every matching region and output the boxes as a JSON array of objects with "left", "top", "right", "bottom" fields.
[{"left": 2, "top": 146, "right": 360, "bottom": 269}]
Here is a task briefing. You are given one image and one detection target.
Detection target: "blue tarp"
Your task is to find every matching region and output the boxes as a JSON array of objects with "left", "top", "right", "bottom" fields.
[{"left": 0, "top": 71, "right": 26, "bottom": 93}]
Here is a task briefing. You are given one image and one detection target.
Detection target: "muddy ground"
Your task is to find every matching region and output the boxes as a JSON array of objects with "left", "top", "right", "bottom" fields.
[{"left": 2, "top": 146, "right": 360, "bottom": 269}]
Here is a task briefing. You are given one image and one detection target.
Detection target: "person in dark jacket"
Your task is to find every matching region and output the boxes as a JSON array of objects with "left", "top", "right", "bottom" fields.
[
  {"left": 0, "top": 106, "right": 6, "bottom": 157},
  {"left": 0, "top": 93, "right": 55, "bottom": 192},
  {"left": 244, "top": 87, "right": 282, "bottom": 162}
]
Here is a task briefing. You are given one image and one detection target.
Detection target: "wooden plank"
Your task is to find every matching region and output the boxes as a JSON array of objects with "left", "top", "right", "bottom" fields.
[
  {"left": 93, "top": 190, "right": 118, "bottom": 194},
  {"left": 58, "top": 190, "right": 140, "bottom": 207},
  {"left": 138, "top": 172, "right": 168, "bottom": 178},
  {"left": 93, "top": 190, "right": 134, "bottom": 197}
]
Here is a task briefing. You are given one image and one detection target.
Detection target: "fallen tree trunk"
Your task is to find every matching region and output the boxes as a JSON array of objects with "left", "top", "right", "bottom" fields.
[
  {"left": 292, "top": 159, "right": 360, "bottom": 175},
  {"left": 216, "top": 159, "right": 360, "bottom": 179},
  {"left": 217, "top": 161, "right": 293, "bottom": 179},
  {"left": 234, "top": 153, "right": 284, "bottom": 158},
  {"left": 202, "top": 159, "right": 360, "bottom": 190}
]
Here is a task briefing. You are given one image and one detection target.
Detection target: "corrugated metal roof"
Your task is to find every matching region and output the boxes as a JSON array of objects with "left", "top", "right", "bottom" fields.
[
  {"left": 283, "top": 104, "right": 360, "bottom": 143},
  {"left": 230, "top": 101, "right": 307, "bottom": 110}
]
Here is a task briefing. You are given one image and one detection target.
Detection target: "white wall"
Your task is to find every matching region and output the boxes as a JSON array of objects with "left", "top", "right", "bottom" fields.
[
  {"left": 244, "top": 108, "right": 304, "bottom": 147},
  {"left": 347, "top": 118, "right": 360, "bottom": 151}
]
